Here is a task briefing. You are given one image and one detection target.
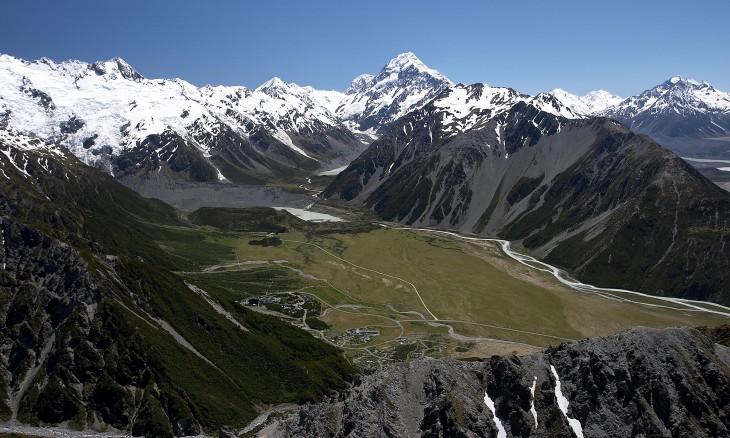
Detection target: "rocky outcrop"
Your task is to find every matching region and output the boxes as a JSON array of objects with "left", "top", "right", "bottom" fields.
[
  {"left": 262, "top": 326, "right": 730, "bottom": 437},
  {"left": 0, "top": 217, "right": 100, "bottom": 422}
]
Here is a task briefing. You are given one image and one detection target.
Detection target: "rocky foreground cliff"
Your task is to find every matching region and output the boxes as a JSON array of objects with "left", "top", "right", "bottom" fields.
[{"left": 259, "top": 326, "right": 730, "bottom": 437}]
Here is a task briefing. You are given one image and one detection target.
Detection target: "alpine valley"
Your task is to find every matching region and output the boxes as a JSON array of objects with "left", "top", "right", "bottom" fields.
[{"left": 0, "top": 52, "right": 729, "bottom": 438}]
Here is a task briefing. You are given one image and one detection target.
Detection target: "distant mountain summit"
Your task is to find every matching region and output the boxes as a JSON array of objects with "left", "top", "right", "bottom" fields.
[
  {"left": 336, "top": 52, "right": 453, "bottom": 134},
  {"left": 601, "top": 76, "right": 730, "bottom": 139},
  {"left": 550, "top": 88, "right": 623, "bottom": 115},
  {"left": 552, "top": 77, "right": 730, "bottom": 158},
  {"left": 89, "top": 57, "right": 144, "bottom": 81},
  {"left": 344, "top": 74, "right": 375, "bottom": 95}
]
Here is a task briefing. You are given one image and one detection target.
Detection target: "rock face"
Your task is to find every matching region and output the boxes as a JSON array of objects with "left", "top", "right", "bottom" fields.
[
  {"left": 323, "top": 89, "right": 730, "bottom": 305},
  {"left": 262, "top": 326, "right": 730, "bottom": 437},
  {"left": 0, "top": 217, "right": 100, "bottom": 422}
]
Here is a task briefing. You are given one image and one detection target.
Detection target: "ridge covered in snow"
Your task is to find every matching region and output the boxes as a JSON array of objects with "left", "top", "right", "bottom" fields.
[
  {"left": 601, "top": 76, "right": 730, "bottom": 118},
  {"left": 432, "top": 84, "right": 583, "bottom": 138},
  {"left": 5, "top": 51, "right": 728, "bottom": 181},
  {"left": 0, "top": 53, "right": 356, "bottom": 173},
  {"left": 598, "top": 76, "right": 730, "bottom": 143},
  {"left": 551, "top": 77, "right": 730, "bottom": 119},
  {"left": 550, "top": 88, "right": 624, "bottom": 115}
]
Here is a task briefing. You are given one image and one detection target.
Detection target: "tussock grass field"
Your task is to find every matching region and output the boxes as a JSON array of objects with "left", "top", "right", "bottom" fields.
[{"left": 159, "top": 220, "right": 729, "bottom": 362}]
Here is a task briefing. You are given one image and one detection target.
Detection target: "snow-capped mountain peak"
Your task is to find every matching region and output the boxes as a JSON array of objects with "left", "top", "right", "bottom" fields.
[
  {"left": 531, "top": 92, "right": 585, "bottom": 119},
  {"left": 89, "top": 57, "right": 143, "bottom": 81},
  {"left": 345, "top": 74, "right": 375, "bottom": 95},
  {"left": 336, "top": 52, "right": 453, "bottom": 134},
  {"left": 550, "top": 88, "right": 623, "bottom": 115},
  {"left": 381, "top": 52, "right": 452, "bottom": 85},
  {"left": 604, "top": 76, "right": 730, "bottom": 117},
  {"left": 256, "top": 76, "right": 290, "bottom": 93},
  {"left": 386, "top": 51, "right": 420, "bottom": 67},
  {"left": 600, "top": 76, "right": 730, "bottom": 141},
  {"left": 666, "top": 76, "right": 708, "bottom": 87}
]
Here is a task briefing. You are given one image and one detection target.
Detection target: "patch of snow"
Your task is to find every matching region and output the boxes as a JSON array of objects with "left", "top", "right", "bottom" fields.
[
  {"left": 530, "top": 376, "right": 538, "bottom": 426},
  {"left": 718, "top": 167, "right": 730, "bottom": 172},
  {"left": 551, "top": 88, "right": 623, "bottom": 115},
  {"left": 551, "top": 365, "right": 583, "bottom": 438},
  {"left": 483, "top": 390, "right": 507, "bottom": 438},
  {"left": 1, "top": 220, "right": 5, "bottom": 270}
]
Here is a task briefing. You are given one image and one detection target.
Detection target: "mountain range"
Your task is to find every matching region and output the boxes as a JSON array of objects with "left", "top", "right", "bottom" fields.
[
  {"left": 2, "top": 51, "right": 730, "bottom": 437},
  {"left": 3, "top": 51, "right": 730, "bottom": 301},
  {"left": 0, "top": 53, "right": 453, "bottom": 199},
  {"left": 4, "top": 52, "right": 729, "bottom": 194},
  {"left": 552, "top": 77, "right": 730, "bottom": 160}
]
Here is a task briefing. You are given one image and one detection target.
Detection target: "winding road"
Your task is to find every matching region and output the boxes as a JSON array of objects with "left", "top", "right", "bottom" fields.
[
  {"left": 392, "top": 226, "right": 730, "bottom": 319},
  {"left": 279, "top": 237, "right": 578, "bottom": 351},
  {"left": 187, "top": 224, "right": 729, "bottom": 367}
]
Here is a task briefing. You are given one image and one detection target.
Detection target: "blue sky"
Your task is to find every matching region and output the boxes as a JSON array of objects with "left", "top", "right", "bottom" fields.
[{"left": 1, "top": 0, "right": 728, "bottom": 96}]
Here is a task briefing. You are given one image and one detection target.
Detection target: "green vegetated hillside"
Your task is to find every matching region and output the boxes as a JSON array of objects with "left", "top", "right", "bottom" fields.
[
  {"left": 189, "top": 206, "right": 304, "bottom": 233},
  {"left": 0, "top": 133, "right": 356, "bottom": 436}
]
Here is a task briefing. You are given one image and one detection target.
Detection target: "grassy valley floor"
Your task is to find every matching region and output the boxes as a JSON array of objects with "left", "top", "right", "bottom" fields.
[{"left": 155, "top": 215, "right": 728, "bottom": 369}]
